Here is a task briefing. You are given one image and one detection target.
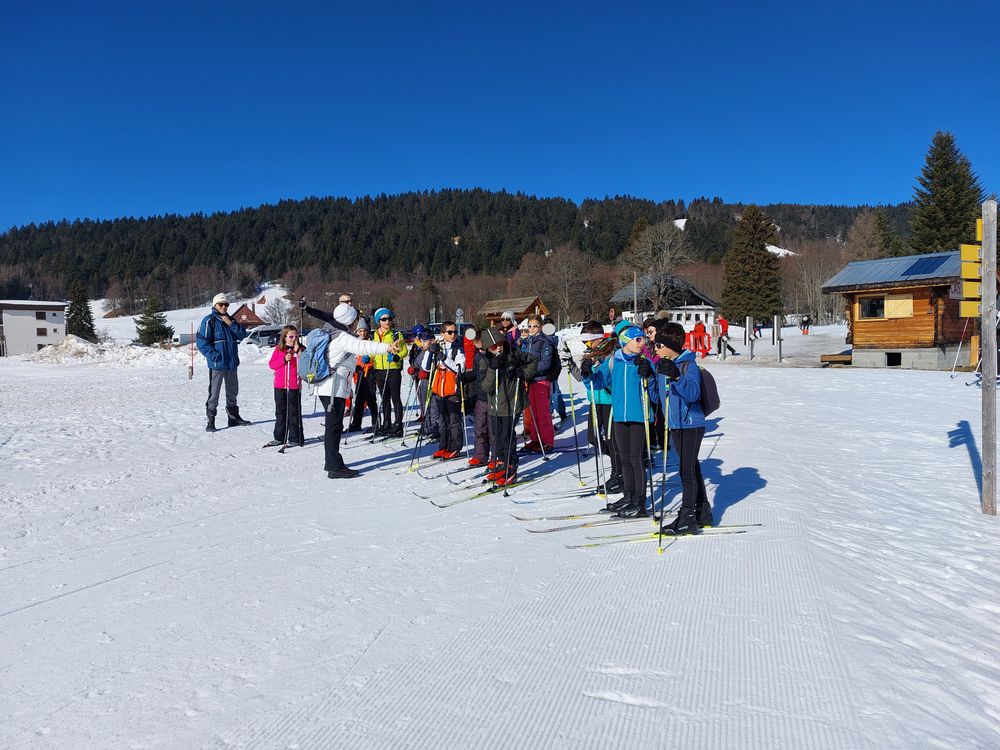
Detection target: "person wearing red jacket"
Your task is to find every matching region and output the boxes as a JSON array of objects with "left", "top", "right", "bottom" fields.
[
  {"left": 267, "top": 325, "right": 304, "bottom": 447},
  {"left": 716, "top": 315, "right": 738, "bottom": 356}
]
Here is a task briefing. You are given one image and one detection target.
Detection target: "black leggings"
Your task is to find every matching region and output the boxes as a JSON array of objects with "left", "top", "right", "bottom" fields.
[
  {"left": 490, "top": 414, "right": 518, "bottom": 470},
  {"left": 670, "top": 427, "right": 708, "bottom": 515},
  {"left": 613, "top": 421, "right": 648, "bottom": 504},
  {"left": 437, "top": 396, "right": 464, "bottom": 452},
  {"left": 589, "top": 403, "right": 621, "bottom": 482},
  {"left": 349, "top": 373, "right": 378, "bottom": 430},
  {"left": 374, "top": 369, "right": 403, "bottom": 427},
  {"left": 273, "top": 388, "right": 303, "bottom": 442}
]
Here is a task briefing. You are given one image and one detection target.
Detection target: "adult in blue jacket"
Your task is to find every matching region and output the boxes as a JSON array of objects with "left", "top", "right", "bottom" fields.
[
  {"left": 196, "top": 293, "right": 250, "bottom": 432},
  {"left": 651, "top": 322, "right": 711, "bottom": 533}
]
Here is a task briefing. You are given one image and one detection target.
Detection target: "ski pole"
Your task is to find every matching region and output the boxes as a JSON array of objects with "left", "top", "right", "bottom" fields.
[
  {"left": 408, "top": 359, "right": 437, "bottom": 472},
  {"left": 279, "top": 350, "right": 291, "bottom": 454},
  {"left": 400, "top": 370, "right": 418, "bottom": 447},
  {"left": 640, "top": 376, "right": 655, "bottom": 515},
  {"left": 564, "top": 350, "right": 584, "bottom": 487},
  {"left": 502, "top": 372, "right": 521, "bottom": 497},
  {"left": 459, "top": 378, "right": 471, "bottom": 460},
  {"left": 586, "top": 378, "right": 607, "bottom": 500}
]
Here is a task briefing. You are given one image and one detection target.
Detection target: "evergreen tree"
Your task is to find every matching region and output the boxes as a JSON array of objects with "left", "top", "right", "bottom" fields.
[
  {"left": 909, "top": 131, "right": 984, "bottom": 253},
  {"left": 134, "top": 298, "right": 174, "bottom": 346},
  {"left": 721, "top": 206, "right": 783, "bottom": 322},
  {"left": 65, "top": 280, "right": 98, "bottom": 342},
  {"left": 875, "top": 207, "right": 909, "bottom": 257}
]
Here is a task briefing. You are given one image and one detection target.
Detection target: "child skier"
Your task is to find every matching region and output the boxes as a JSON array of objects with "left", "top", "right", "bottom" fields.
[
  {"left": 267, "top": 325, "right": 304, "bottom": 447},
  {"left": 583, "top": 325, "right": 655, "bottom": 518},
  {"left": 429, "top": 320, "right": 466, "bottom": 460},
  {"left": 651, "top": 322, "right": 712, "bottom": 533},
  {"left": 461, "top": 329, "right": 493, "bottom": 467},
  {"left": 479, "top": 328, "right": 538, "bottom": 486}
]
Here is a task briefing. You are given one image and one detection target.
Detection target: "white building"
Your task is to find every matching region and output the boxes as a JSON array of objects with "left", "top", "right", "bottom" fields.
[
  {"left": 0, "top": 300, "right": 67, "bottom": 356},
  {"left": 609, "top": 275, "right": 719, "bottom": 332}
]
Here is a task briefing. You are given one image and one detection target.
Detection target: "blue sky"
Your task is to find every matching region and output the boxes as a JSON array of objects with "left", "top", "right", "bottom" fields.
[{"left": 1, "top": 0, "right": 997, "bottom": 230}]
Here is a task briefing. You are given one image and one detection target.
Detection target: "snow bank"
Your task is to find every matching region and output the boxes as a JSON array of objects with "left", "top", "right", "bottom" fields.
[{"left": 25, "top": 335, "right": 192, "bottom": 368}]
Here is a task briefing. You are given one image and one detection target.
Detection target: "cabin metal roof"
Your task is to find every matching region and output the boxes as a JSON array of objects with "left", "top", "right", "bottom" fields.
[
  {"left": 821, "top": 251, "right": 960, "bottom": 293},
  {"left": 609, "top": 274, "right": 719, "bottom": 308}
]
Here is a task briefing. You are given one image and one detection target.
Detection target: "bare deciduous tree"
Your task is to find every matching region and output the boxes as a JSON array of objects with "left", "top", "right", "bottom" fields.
[
  {"left": 844, "top": 210, "right": 881, "bottom": 262},
  {"left": 782, "top": 239, "right": 844, "bottom": 324},
  {"left": 262, "top": 296, "right": 292, "bottom": 325},
  {"left": 618, "top": 221, "right": 693, "bottom": 311}
]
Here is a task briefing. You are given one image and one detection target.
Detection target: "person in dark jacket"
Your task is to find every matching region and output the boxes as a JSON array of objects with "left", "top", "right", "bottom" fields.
[
  {"left": 460, "top": 330, "right": 493, "bottom": 467},
  {"left": 480, "top": 327, "right": 538, "bottom": 486},
  {"left": 651, "top": 322, "right": 711, "bottom": 533},
  {"left": 196, "top": 293, "right": 250, "bottom": 432},
  {"left": 518, "top": 315, "right": 555, "bottom": 452},
  {"left": 428, "top": 320, "right": 466, "bottom": 460}
]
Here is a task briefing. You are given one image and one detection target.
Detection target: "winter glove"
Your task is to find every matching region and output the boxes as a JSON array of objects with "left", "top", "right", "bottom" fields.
[
  {"left": 298, "top": 297, "right": 307, "bottom": 309},
  {"left": 407, "top": 365, "right": 416, "bottom": 376},
  {"left": 489, "top": 353, "right": 506, "bottom": 370},
  {"left": 418, "top": 370, "right": 429, "bottom": 380},
  {"left": 461, "top": 370, "right": 477, "bottom": 384},
  {"left": 510, "top": 366, "right": 526, "bottom": 381},
  {"left": 636, "top": 358, "right": 654, "bottom": 380},
  {"left": 387, "top": 353, "right": 395, "bottom": 363},
  {"left": 361, "top": 355, "right": 371, "bottom": 365},
  {"left": 580, "top": 359, "right": 593, "bottom": 378},
  {"left": 657, "top": 358, "right": 681, "bottom": 380},
  {"left": 428, "top": 341, "right": 441, "bottom": 354}
]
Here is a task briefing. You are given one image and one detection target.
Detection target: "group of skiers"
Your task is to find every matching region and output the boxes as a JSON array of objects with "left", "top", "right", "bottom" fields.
[{"left": 197, "top": 293, "right": 713, "bottom": 535}]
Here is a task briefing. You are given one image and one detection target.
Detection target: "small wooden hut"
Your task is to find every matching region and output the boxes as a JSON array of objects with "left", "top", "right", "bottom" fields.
[
  {"left": 478, "top": 296, "right": 549, "bottom": 327},
  {"left": 821, "top": 250, "right": 979, "bottom": 369}
]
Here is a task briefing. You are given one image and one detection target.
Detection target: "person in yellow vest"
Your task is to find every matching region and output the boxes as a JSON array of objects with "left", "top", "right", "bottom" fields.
[{"left": 371, "top": 307, "right": 409, "bottom": 437}]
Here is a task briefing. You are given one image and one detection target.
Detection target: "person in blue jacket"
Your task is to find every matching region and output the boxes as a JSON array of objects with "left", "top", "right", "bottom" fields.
[
  {"left": 196, "top": 293, "right": 250, "bottom": 432},
  {"left": 651, "top": 322, "right": 711, "bottom": 533},
  {"left": 583, "top": 325, "right": 655, "bottom": 518}
]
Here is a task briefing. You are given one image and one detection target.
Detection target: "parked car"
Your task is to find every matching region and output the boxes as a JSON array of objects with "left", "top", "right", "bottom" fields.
[{"left": 240, "top": 324, "right": 285, "bottom": 348}]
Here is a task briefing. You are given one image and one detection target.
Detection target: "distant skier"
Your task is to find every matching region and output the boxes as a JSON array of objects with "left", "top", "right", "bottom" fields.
[
  {"left": 197, "top": 293, "right": 250, "bottom": 432},
  {"left": 801, "top": 315, "right": 811, "bottom": 334},
  {"left": 716, "top": 315, "right": 738, "bottom": 356}
]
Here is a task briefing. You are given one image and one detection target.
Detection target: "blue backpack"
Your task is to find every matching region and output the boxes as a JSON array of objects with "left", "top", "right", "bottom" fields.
[{"left": 299, "top": 329, "right": 332, "bottom": 384}]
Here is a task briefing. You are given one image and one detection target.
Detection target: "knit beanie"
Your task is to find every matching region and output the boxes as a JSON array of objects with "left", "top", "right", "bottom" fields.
[
  {"left": 334, "top": 303, "right": 358, "bottom": 327},
  {"left": 655, "top": 322, "right": 686, "bottom": 353},
  {"left": 374, "top": 307, "right": 393, "bottom": 324},
  {"left": 613, "top": 319, "right": 631, "bottom": 337},
  {"left": 617, "top": 326, "right": 644, "bottom": 346},
  {"left": 355, "top": 316, "right": 369, "bottom": 331}
]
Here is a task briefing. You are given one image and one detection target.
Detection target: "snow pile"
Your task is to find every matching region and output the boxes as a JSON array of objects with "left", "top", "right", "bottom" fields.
[{"left": 25, "top": 334, "right": 104, "bottom": 363}]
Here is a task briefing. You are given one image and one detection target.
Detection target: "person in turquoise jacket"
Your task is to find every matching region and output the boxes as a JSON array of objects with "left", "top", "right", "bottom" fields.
[
  {"left": 651, "top": 322, "right": 711, "bottom": 534},
  {"left": 583, "top": 325, "right": 655, "bottom": 518}
]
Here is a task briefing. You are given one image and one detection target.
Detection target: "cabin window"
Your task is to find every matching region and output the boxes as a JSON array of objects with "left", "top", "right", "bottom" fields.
[
  {"left": 859, "top": 297, "right": 884, "bottom": 319},
  {"left": 36, "top": 327, "right": 47, "bottom": 337},
  {"left": 35, "top": 311, "right": 46, "bottom": 320},
  {"left": 886, "top": 352, "right": 902, "bottom": 367}
]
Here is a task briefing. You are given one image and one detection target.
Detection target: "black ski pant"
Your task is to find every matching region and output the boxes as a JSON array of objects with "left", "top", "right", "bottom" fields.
[
  {"left": 490, "top": 413, "right": 518, "bottom": 471},
  {"left": 374, "top": 369, "right": 403, "bottom": 428},
  {"left": 613, "top": 421, "right": 648, "bottom": 509},
  {"left": 472, "top": 399, "right": 492, "bottom": 462},
  {"left": 436, "top": 395, "right": 464, "bottom": 453},
  {"left": 319, "top": 396, "right": 347, "bottom": 472},
  {"left": 273, "top": 387, "right": 303, "bottom": 443},
  {"left": 670, "top": 426, "right": 708, "bottom": 516},
  {"left": 349, "top": 373, "right": 378, "bottom": 431}
]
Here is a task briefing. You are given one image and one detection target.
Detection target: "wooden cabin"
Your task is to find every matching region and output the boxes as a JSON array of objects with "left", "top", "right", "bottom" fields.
[
  {"left": 229, "top": 303, "right": 265, "bottom": 329},
  {"left": 821, "top": 251, "right": 978, "bottom": 369},
  {"left": 478, "top": 296, "right": 549, "bottom": 327}
]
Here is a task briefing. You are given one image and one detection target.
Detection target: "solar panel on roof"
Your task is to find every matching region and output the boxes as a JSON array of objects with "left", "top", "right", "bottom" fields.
[{"left": 902, "top": 256, "right": 948, "bottom": 276}]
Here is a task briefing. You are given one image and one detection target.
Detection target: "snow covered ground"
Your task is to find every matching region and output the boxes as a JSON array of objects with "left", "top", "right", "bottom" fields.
[{"left": 3, "top": 324, "right": 1000, "bottom": 748}]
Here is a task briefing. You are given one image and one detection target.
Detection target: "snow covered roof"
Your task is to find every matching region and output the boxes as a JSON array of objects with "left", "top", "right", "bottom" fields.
[
  {"left": 0, "top": 299, "right": 67, "bottom": 307},
  {"left": 822, "top": 251, "right": 960, "bottom": 293}
]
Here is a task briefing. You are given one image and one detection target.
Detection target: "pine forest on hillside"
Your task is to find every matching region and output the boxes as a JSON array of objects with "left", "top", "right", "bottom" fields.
[{"left": 0, "top": 131, "right": 985, "bottom": 327}]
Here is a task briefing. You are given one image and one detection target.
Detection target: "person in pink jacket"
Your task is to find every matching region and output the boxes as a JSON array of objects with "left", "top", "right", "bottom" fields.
[{"left": 266, "top": 325, "right": 304, "bottom": 447}]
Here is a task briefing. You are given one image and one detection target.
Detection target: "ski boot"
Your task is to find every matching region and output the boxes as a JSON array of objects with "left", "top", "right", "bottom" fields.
[
  {"left": 206, "top": 408, "right": 218, "bottom": 433},
  {"left": 226, "top": 406, "right": 251, "bottom": 427},
  {"left": 664, "top": 509, "right": 701, "bottom": 536}
]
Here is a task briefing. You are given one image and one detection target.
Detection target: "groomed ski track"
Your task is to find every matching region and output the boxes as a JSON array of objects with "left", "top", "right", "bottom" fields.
[{"left": 2, "top": 350, "right": 1000, "bottom": 748}]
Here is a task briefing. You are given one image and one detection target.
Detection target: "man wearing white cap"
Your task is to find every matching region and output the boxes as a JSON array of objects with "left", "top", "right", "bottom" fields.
[{"left": 196, "top": 293, "right": 250, "bottom": 432}]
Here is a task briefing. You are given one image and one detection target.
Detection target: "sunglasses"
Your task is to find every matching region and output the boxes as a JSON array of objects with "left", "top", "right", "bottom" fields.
[
  {"left": 527, "top": 325, "right": 540, "bottom": 330},
  {"left": 442, "top": 330, "right": 457, "bottom": 335},
  {"left": 217, "top": 303, "right": 229, "bottom": 308}
]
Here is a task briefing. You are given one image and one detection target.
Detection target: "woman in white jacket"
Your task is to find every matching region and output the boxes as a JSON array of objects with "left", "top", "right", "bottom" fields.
[{"left": 314, "top": 303, "right": 401, "bottom": 478}]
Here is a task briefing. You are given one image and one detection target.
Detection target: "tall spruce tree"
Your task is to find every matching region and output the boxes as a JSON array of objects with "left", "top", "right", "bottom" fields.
[
  {"left": 721, "top": 206, "right": 783, "bottom": 322},
  {"left": 134, "top": 298, "right": 174, "bottom": 346},
  {"left": 909, "top": 131, "right": 984, "bottom": 253},
  {"left": 65, "top": 281, "right": 98, "bottom": 342}
]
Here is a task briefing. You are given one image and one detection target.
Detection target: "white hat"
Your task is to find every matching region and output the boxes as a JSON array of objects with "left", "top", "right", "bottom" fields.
[
  {"left": 501, "top": 310, "right": 516, "bottom": 322},
  {"left": 334, "top": 303, "right": 358, "bottom": 326},
  {"left": 212, "top": 293, "right": 229, "bottom": 306}
]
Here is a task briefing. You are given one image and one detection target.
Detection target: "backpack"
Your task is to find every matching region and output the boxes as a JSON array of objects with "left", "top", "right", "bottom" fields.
[
  {"left": 681, "top": 361, "right": 720, "bottom": 416},
  {"left": 299, "top": 329, "right": 332, "bottom": 384},
  {"left": 545, "top": 340, "right": 562, "bottom": 383}
]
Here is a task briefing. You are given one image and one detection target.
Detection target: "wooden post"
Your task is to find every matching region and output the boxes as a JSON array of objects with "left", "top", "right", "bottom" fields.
[{"left": 981, "top": 199, "right": 997, "bottom": 515}]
